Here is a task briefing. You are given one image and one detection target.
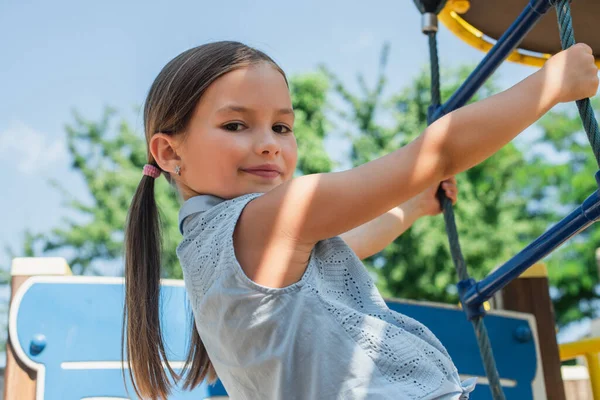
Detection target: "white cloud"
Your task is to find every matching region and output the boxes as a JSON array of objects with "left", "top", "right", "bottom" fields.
[{"left": 0, "top": 121, "right": 67, "bottom": 174}]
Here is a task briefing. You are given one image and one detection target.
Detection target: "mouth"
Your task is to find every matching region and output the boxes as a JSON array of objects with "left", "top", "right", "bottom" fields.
[
  {"left": 241, "top": 169, "right": 281, "bottom": 179},
  {"left": 241, "top": 163, "right": 283, "bottom": 180}
]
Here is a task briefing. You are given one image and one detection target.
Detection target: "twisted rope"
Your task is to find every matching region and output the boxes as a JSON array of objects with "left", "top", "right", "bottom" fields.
[
  {"left": 439, "top": 192, "right": 505, "bottom": 399},
  {"left": 423, "top": 10, "right": 506, "bottom": 397},
  {"left": 553, "top": 0, "right": 600, "bottom": 166},
  {"left": 428, "top": 32, "right": 442, "bottom": 108},
  {"left": 428, "top": 28, "right": 507, "bottom": 400}
]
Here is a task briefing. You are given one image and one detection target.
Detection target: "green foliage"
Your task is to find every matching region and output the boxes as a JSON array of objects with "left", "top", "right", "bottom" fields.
[{"left": 290, "top": 73, "right": 333, "bottom": 174}]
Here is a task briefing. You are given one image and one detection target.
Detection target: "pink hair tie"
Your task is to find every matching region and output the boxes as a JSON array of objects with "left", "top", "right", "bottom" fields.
[{"left": 143, "top": 164, "right": 162, "bottom": 179}]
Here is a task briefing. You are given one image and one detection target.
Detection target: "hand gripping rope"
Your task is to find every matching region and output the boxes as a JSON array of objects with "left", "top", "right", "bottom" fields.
[{"left": 414, "top": 0, "right": 505, "bottom": 397}]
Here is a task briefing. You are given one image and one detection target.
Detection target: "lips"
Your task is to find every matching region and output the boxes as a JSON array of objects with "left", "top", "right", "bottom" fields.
[
  {"left": 242, "top": 164, "right": 282, "bottom": 179},
  {"left": 244, "top": 170, "right": 280, "bottom": 178}
]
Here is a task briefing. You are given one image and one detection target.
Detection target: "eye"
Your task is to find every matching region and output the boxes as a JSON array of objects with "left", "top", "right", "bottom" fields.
[
  {"left": 273, "top": 124, "right": 292, "bottom": 134},
  {"left": 223, "top": 122, "right": 245, "bottom": 132}
]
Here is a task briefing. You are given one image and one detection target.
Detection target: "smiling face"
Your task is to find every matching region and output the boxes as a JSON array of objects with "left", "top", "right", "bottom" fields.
[{"left": 167, "top": 62, "right": 298, "bottom": 200}]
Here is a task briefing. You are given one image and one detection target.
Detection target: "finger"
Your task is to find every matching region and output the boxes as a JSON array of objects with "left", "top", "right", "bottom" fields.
[
  {"left": 446, "top": 189, "right": 457, "bottom": 203},
  {"left": 441, "top": 186, "right": 454, "bottom": 196},
  {"left": 576, "top": 42, "right": 593, "bottom": 55}
]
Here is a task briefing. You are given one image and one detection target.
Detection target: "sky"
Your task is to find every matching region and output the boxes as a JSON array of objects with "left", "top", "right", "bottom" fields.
[{"left": 4, "top": 0, "right": 587, "bottom": 340}]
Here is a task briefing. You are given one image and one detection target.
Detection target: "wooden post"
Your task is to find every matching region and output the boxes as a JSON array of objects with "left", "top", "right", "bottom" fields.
[
  {"left": 4, "top": 258, "right": 71, "bottom": 400},
  {"left": 496, "top": 263, "right": 566, "bottom": 400}
]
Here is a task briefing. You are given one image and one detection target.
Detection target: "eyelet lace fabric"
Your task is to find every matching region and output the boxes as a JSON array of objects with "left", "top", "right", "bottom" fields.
[{"left": 176, "top": 193, "right": 475, "bottom": 399}]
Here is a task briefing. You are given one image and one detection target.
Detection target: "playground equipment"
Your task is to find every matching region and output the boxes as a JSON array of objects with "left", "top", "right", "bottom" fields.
[
  {"left": 439, "top": 0, "right": 600, "bottom": 68},
  {"left": 414, "top": 0, "right": 600, "bottom": 397},
  {"left": 5, "top": 0, "right": 600, "bottom": 398},
  {"left": 560, "top": 337, "right": 600, "bottom": 397},
  {"left": 6, "top": 258, "right": 545, "bottom": 399},
  {"left": 10, "top": 259, "right": 600, "bottom": 398}
]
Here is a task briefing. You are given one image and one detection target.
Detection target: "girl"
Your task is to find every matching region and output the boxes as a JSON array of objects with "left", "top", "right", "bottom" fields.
[{"left": 123, "top": 41, "right": 598, "bottom": 399}]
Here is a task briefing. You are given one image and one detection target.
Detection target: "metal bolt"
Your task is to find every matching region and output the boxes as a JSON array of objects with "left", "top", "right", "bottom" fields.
[
  {"left": 514, "top": 325, "right": 532, "bottom": 343},
  {"left": 422, "top": 13, "right": 438, "bottom": 33},
  {"left": 30, "top": 334, "right": 46, "bottom": 356}
]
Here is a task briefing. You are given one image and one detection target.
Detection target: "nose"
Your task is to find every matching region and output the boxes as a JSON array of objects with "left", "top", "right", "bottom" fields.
[{"left": 254, "top": 130, "right": 281, "bottom": 156}]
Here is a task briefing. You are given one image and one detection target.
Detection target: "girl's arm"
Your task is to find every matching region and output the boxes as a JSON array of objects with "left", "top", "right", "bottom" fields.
[
  {"left": 340, "top": 204, "right": 419, "bottom": 261},
  {"left": 236, "top": 44, "right": 598, "bottom": 288},
  {"left": 340, "top": 179, "right": 457, "bottom": 260}
]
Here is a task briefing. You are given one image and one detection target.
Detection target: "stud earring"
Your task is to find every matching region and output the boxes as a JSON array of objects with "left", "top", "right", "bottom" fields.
[{"left": 175, "top": 165, "right": 181, "bottom": 176}]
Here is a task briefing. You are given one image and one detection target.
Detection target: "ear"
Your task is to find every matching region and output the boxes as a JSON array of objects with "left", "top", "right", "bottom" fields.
[{"left": 149, "top": 133, "right": 181, "bottom": 174}]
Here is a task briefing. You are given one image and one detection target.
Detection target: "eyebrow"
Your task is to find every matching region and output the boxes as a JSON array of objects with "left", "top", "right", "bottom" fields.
[{"left": 216, "top": 104, "right": 295, "bottom": 116}]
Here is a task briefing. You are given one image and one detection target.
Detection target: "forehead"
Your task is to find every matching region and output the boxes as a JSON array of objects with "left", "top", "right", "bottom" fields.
[{"left": 198, "top": 63, "right": 292, "bottom": 114}]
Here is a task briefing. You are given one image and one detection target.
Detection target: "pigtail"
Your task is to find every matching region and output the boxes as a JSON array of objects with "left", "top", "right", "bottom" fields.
[
  {"left": 122, "top": 165, "right": 217, "bottom": 399},
  {"left": 122, "top": 169, "right": 178, "bottom": 399}
]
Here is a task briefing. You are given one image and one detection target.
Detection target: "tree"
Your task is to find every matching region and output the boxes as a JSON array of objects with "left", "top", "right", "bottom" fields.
[
  {"left": 290, "top": 73, "right": 333, "bottom": 175},
  {"left": 20, "top": 72, "right": 332, "bottom": 277}
]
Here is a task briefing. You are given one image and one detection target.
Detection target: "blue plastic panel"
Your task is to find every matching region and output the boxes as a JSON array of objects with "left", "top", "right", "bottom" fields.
[{"left": 11, "top": 277, "right": 540, "bottom": 399}]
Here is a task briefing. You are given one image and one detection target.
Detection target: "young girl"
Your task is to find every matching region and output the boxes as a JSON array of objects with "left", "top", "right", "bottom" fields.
[{"left": 123, "top": 41, "right": 598, "bottom": 399}]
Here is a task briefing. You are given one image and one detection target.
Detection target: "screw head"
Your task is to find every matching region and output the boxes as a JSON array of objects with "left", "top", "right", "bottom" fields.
[
  {"left": 514, "top": 325, "right": 532, "bottom": 343},
  {"left": 30, "top": 334, "right": 47, "bottom": 356}
]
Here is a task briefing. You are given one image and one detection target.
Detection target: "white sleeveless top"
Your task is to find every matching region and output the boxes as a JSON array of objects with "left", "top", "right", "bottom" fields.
[{"left": 176, "top": 193, "right": 476, "bottom": 399}]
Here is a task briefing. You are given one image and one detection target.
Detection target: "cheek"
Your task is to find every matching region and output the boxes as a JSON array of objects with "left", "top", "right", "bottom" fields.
[
  {"left": 283, "top": 138, "right": 298, "bottom": 174},
  {"left": 184, "top": 132, "right": 247, "bottom": 176}
]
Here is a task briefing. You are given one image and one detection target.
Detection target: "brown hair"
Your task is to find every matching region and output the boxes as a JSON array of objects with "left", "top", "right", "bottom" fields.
[{"left": 123, "top": 41, "right": 286, "bottom": 399}]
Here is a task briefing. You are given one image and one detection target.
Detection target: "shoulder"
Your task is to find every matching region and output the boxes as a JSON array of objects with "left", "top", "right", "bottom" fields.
[
  {"left": 181, "top": 193, "right": 262, "bottom": 235},
  {"left": 176, "top": 193, "right": 262, "bottom": 259},
  {"left": 175, "top": 193, "right": 265, "bottom": 304}
]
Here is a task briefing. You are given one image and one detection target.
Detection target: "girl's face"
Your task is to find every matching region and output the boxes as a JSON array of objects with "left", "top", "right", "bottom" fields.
[{"left": 176, "top": 62, "right": 297, "bottom": 200}]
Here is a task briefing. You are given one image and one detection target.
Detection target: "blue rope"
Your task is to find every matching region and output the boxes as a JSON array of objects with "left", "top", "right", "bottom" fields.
[
  {"left": 428, "top": 32, "right": 441, "bottom": 108},
  {"left": 425, "top": 22, "right": 506, "bottom": 399},
  {"left": 553, "top": 0, "right": 600, "bottom": 167},
  {"left": 439, "top": 192, "right": 506, "bottom": 399}
]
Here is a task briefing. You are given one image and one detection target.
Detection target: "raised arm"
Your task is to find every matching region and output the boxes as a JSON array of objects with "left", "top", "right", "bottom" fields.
[{"left": 236, "top": 44, "right": 598, "bottom": 288}]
